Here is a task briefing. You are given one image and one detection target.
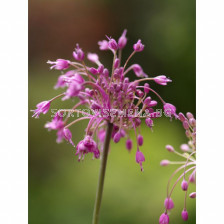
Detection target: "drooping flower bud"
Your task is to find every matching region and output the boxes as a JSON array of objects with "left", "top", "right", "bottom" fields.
[
  {"left": 137, "top": 135, "right": 144, "bottom": 146},
  {"left": 186, "top": 112, "right": 194, "bottom": 119},
  {"left": 180, "top": 144, "right": 190, "bottom": 152},
  {"left": 183, "top": 121, "right": 190, "bottom": 130},
  {"left": 164, "top": 197, "right": 174, "bottom": 210},
  {"left": 126, "top": 139, "right": 133, "bottom": 151},
  {"left": 114, "top": 58, "right": 120, "bottom": 69},
  {"left": 154, "top": 75, "right": 172, "bottom": 86},
  {"left": 118, "top": 29, "right": 127, "bottom": 49},
  {"left": 164, "top": 103, "right": 177, "bottom": 118},
  {"left": 160, "top": 160, "right": 170, "bottom": 166},
  {"left": 181, "top": 210, "right": 188, "bottom": 221},
  {"left": 136, "top": 150, "right": 145, "bottom": 171},
  {"left": 63, "top": 128, "right": 74, "bottom": 146},
  {"left": 145, "top": 117, "right": 153, "bottom": 128},
  {"left": 165, "top": 145, "right": 174, "bottom": 152},
  {"left": 189, "top": 192, "right": 196, "bottom": 198},
  {"left": 181, "top": 180, "right": 188, "bottom": 191},
  {"left": 144, "top": 97, "right": 152, "bottom": 106},
  {"left": 133, "top": 39, "right": 144, "bottom": 52},
  {"left": 189, "top": 118, "right": 196, "bottom": 127},
  {"left": 178, "top": 112, "right": 186, "bottom": 122},
  {"left": 159, "top": 213, "right": 169, "bottom": 224},
  {"left": 132, "top": 64, "right": 147, "bottom": 77},
  {"left": 89, "top": 67, "right": 99, "bottom": 75},
  {"left": 113, "top": 132, "right": 121, "bottom": 143},
  {"left": 108, "top": 37, "right": 118, "bottom": 50}
]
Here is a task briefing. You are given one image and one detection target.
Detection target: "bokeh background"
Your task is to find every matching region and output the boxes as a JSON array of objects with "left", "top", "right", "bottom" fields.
[{"left": 29, "top": 0, "right": 196, "bottom": 223}]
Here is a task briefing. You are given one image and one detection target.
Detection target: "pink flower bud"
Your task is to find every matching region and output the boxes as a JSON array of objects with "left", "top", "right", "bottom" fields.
[
  {"left": 103, "top": 68, "right": 109, "bottom": 77},
  {"left": 189, "top": 171, "right": 196, "bottom": 183},
  {"left": 183, "top": 121, "right": 189, "bottom": 130},
  {"left": 114, "top": 58, "right": 120, "bottom": 69},
  {"left": 181, "top": 210, "right": 188, "bottom": 221},
  {"left": 113, "top": 132, "right": 121, "bottom": 143},
  {"left": 178, "top": 112, "right": 186, "bottom": 122},
  {"left": 148, "top": 100, "right": 157, "bottom": 107},
  {"left": 89, "top": 67, "right": 99, "bottom": 75},
  {"left": 126, "top": 139, "right": 133, "bottom": 151},
  {"left": 144, "top": 83, "right": 150, "bottom": 93},
  {"left": 160, "top": 160, "right": 170, "bottom": 166},
  {"left": 97, "top": 64, "right": 104, "bottom": 74},
  {"left": 108, "top": 38, "right": 118, "bottom": 50},
  {"left": 154, "top": 75, "right": 172, "bottom": 86},
  {"left": 137, "top": 135, "right": 144, "bottom": 146},
  {"left": 73, "top": 44, "right": 85, "bottom": 61},
  {"left": 159, "top": 213, "right": 169, "bottom": 224},
  {"left": 186, "top": 112, "right": 194, "bottom": 119},
  {"left": 164, "top": 197, "right": 174, "bottom": 210},
  {"left": 144, "top": 97, "right": 152, "bottom": 106},
  {"left": 145, "top": 117, "right": 153, "bottom": 128},
  {"left": 98, "top": 40, "right": 109, "bottom": 50},
  {"left": 165, "top": 145, "right": 174, "bottom": 152},
  {"left": 63, "top": 128, "right": 74, "bottom": 146},
  {"left": 180, "top": 144, "right": 190, "bottom": 152},
  {"left": 118, "top": 29, "right": 127, "bottom": 49},
  {"left": 189, "top": 118, "right": 196, "bottom": 127},
  {"left": 189, "top": 192, "right": 196, "bottom": 198},
  {"left": 164, "top": 103, "right": 177, "bottom": 118},
  {"left": 87, "top": 53, "right": 99, "bottom": 63},
  {"left": 132, "top": 64, "right": 147, "bottom": 77},
  {"left": 47, "top": 59, "right": 70, "bottom": 70},
  {"left": 181, "top": 180, "right": 188, "bottom": 191},
  {"left": 136, "top": 150, "right": 145, "bottom": 171},
  {"left": 133, "top": 39, "right": 144, "bottom": 52}
]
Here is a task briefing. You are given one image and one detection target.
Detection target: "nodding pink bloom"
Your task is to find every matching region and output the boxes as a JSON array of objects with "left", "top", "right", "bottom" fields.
[
  {"left": 76, "top": 135, "right": 100, "bottom": 161},
  {"left": 186, "top": 112, "right": 194, "bottom": 119},
  {"left": 154, "top": 75, "right": 172, "bottom": 86},
  {"left": 145, "top": 117, "right": 153, "bottom": 128},
  {"left": 87, "top": 53, "right": 99, "bottom": 64},
  {"left": 148, "top": 100, "right": 157, "bottom": 107},
  {"left": 159, "top": 213, "right": 169, "bottom": 224},
  {"left": 183, "top": 120, "right": 189, "bottom": 130},
  {"left": 178, "top": 112, "right": 186, "bottom": 122},
  {"left": 62, "top": 82, "right": 82, "bottom": 100},
  {"left": 144, "top": 97, "right": 152, "bottom": 106},
  {"left": 181, "top": 180, "right": 188, "bottom": 191},
  {"left": 133, "top": 39, "right": 144, "bottom": 52},
  {"left": 45, "top": 112, "right": 64, "bottom": 131},
  {"left": 164, "top": 198, "right": 174, "bottom": 210},
  {"left": 136, "top": 150, "right": 145, "bottom": 171},
  {"left": 137, "top": 135, "right": 144, "bottom": 146},
  {"left": 126, "top": 139, "right": 133, "bottom": 151},
  {"left": 165, "top": 145, "right": 174, "bottom": 152},
  {"left": 189, "top": 192, "right": 196, "bottom": 198},
  {"left": 47, "top": 59, "right": 70, "bottom": 70},
  {"left": 189, "top": 118, "right": 196, "bottom": 127},
  {"left": 160, "top": 160, "right": 170, "bottom": 166},
  {"left": 98, "top": 40, "right": 109, "bottom": 50},
  {"left": 113, "top": 132, "right": 121, "bottom": 143},
  {"left": 97, "top": 64, "right": 104, "bottom": 74},
  {"left": 118, "top": 29, "right": 127, "bottom": 49},
  {"left": 181, "top": 210, "right": 188, "bottom": 221},
  {"left": 163, "top": 103, "right": 177, "bottom": 118},
  {"left": 63, "top": 128, "right": 74, "bottom": 146},
  {"left": 73, "top": 44, "right": 85, "bottom": 61},
  {"left": 189, "top": 171, "right": 196, "bottom": 183},
  {"left": 107, "top": 37, "right": 118, "bottom": 50},
  {"left": 31, "top": 101, "right": 51, "bottom": 118},
  {"left": 54, "top": 74, "right": 67, "bottom": 89},
  {"left": 180, "top": 144, "right": 190, "bottom": 152},
  {"left": 132, "top": 64, "right": 148, "bottom": 77}
]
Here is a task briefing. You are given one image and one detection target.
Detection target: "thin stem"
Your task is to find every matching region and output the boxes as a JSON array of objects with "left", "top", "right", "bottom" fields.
[{"left": 92, "top": 122, "right": 113, "bottom": 224}]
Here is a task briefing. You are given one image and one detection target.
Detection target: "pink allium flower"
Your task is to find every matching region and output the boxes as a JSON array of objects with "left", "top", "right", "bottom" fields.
[
  {"left": 31, "top": 101, "right": 51, "bottom": 118},
  {"left": 181, "top": 209, "right": 188, "bottom": 221},
  {"left": 181, "top": 180, "right": 188, "bottom": 191},
  {"left": 32, "top": 30, "right": 174, "bottom": 171},
  {"left": 164, "top": 197, "right": 174, "bottom": 210},
  {"left": 136, "top": 150, "right": 145, "bottom": 171},
  {"left": 159, "top": 213, "right": 169, "bottom": 224},
  {"left": 133, "top": 39, "right": 144, "bottom": 52},
  {"left": 47, "top": 59, "right": 70, "bottom": 70},
  {"left": 154, "top": 75, "right": 172, "bottom": 86},
  {"left": 165, "top": 145, "right": 174, "bottom": 152}
]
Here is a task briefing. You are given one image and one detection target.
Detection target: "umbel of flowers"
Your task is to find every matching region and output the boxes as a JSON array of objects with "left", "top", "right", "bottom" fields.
[
  {"left": 31, "top": 30, "right": 178, "bottom": 224},
  {"left": 159, "top": 112, "right": 196, "bottom": 224}
]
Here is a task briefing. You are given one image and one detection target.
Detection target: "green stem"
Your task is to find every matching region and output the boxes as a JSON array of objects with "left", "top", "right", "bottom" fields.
[{"left": 92, "top": 122, "right": 113, "bottom": 224}]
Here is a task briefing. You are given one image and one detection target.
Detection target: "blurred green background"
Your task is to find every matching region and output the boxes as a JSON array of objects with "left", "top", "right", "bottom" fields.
[{"left": 29, "top": 0, "right": 196, "bottom": 223}]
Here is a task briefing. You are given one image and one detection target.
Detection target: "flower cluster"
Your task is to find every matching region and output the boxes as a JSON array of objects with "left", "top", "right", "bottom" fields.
[
  {"left": 159, "top": 112, "right": 196, "bottom": 224},
  {"left": 31, "top": 30, "right": 175, "bottom": 171}
]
